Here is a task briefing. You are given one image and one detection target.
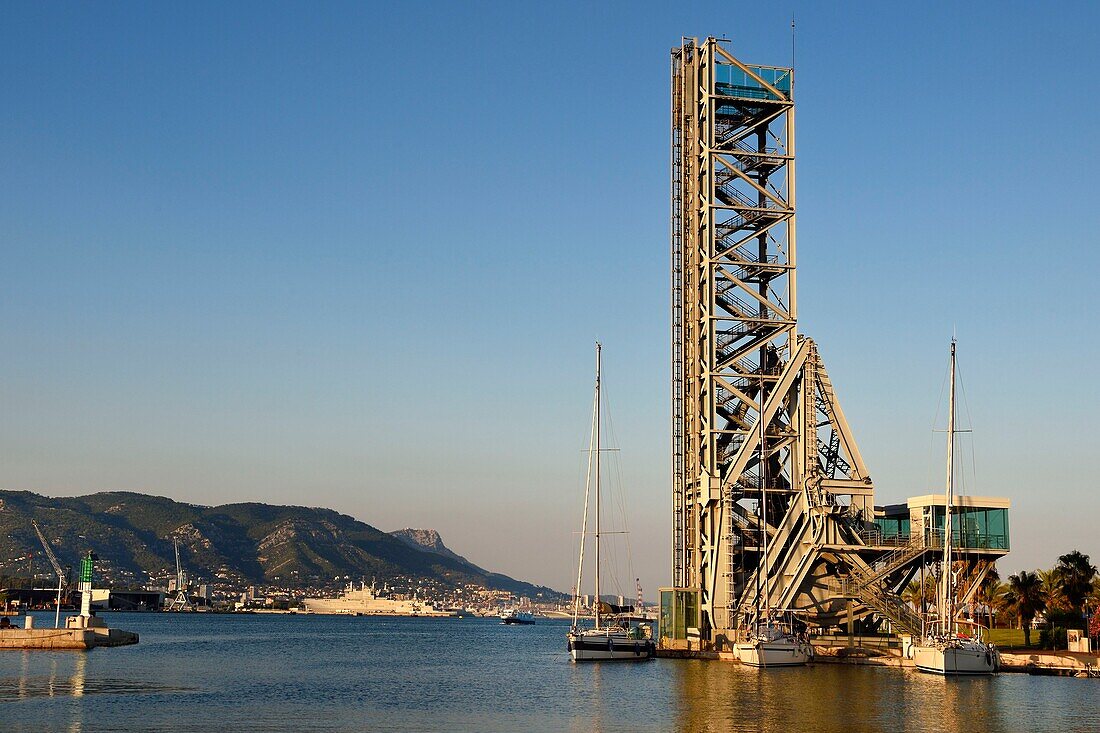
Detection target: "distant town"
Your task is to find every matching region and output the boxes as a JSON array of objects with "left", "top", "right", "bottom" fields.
[{"left": 1, "top": 569, "right": 575, "bottom": 617}]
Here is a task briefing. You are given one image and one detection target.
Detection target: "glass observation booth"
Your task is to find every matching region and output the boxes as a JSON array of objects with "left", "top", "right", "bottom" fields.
[
  {"left": 714, "top": 64, "right": 791, "bottom": 101},
  {"left": 874, "top": 495, "right": 1010, "bottom": 551}
]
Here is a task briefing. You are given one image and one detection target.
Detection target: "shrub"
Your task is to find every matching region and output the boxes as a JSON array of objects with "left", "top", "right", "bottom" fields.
[
  {"left": 1039, "top": 627, "right": 1068, "bottom": 650},
  {"left": 1045, "top": 608, "right": 1082, "bottom": 630}
]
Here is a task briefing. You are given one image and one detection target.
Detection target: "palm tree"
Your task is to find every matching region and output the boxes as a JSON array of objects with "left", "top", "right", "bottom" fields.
[
  {"left": 974, "top": 565, "right": 1002, "bottom": 628},
  {"left": 1006, "top": 570, "right": 1045, "bottom": 646},
  {"left": 977, "top": 580, "right": 1008, "bottom": 629},
  {"left": 1056, "top": 550, "right": 1098, "bottom": 612},
  {"left": 1038, "top": 568, "right": 1066, "bottom": 612},
  {"left": 902, "top": 580, "right": 934, "bottom": 613}
]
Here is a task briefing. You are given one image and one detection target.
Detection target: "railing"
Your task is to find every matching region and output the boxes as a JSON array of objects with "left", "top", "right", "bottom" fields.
[
  {"left": 864, "top": 528, "right": 1009, "bottom": 552},
  {"left": 715, "top": 207, "right": 789, "bottom": 235},
  {"left": 833, "top": 576, "right": 924, "bottom": 637},
  {"left": 716, "top": 139, "right": 784, "bottom": 168},
  {"left": 922, "top": 528, "right": 1008, "bottom": 551},
  {"left": 716, "top": 65, "right": 791, "bottom": 97},
  {"left": 713, "top": 182, "right": 790, "bottom": 219},
  {"left": 856, "top": 529, "right": 912, "bottom": 548},
  {"left": 715, "top": 282, "right": 768, "bottom": 319}
]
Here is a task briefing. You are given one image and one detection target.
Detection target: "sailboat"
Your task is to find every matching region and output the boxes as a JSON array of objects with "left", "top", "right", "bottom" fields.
[
  {"left": 911, "top": 339, "right": 999, "bottom": 675},
  {"left": 566, "top": 343, "right": 656, "bottom": 662},
  {"left": 733, "top": 376, "right": 812, "bottom": 668}
]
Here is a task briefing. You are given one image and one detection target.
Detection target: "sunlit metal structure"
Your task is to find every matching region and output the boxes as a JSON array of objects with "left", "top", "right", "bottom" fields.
[{"left": 662, "top": 37, "right": 1007, "bottom": 652}]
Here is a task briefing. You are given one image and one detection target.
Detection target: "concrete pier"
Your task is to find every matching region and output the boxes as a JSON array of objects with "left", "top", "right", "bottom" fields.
[
  {"left": 0, "top": 615, "right": 138, "bottom": 650},
  {"left": 1000, "top": 651, "right": 1100, "bottom": 676},
  {"left": 659, "top": 641, "right": 1100, "bottom": 678}
]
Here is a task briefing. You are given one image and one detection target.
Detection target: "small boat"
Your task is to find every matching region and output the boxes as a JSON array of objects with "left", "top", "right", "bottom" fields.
[
  {"left": 566, "top": 344, "right": 656, "bottom": 662},
  {"left": 500, "top": 609, "right": 535, "bottom": 625},
  {"left": 910, "top": 340, "right": 998, "bottom": 676}
]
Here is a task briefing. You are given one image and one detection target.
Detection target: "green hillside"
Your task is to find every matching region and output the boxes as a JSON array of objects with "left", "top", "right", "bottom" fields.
[{"left": 0, "top": 490, "right": 561, "bottom": 599}]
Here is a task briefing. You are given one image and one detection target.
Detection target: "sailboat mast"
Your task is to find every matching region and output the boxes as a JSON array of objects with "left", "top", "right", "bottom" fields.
[
  {"left": 594, "top": 342, "right": 602, "bottom": 630},
  {"left": 941, "top": 339, "right": 957, "bottom": 633},
  {"left": 572, "top": 366, "right": 599, "bottom": 628},
  {"left": 760, "top": 375, "right": 769, "bottom": 622}
]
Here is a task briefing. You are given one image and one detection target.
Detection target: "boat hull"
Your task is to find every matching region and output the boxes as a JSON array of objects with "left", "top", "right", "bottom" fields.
[
  {"left": 502, "top": 617, "right": 535, "bottom": 625},
  {"left": 913, "top": 644, "right": 998, "bottom": 675},
  {"left": 734, "top": 641, "right": 810, "bottom": 667},
  {"left": 567, "top": 633, "right": 656, "bottom": 662}
]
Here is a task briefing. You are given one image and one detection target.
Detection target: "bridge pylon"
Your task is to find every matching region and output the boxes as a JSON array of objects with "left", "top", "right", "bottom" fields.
[{"left": 668, "top": 37, "right": 896, "bottom": 649}]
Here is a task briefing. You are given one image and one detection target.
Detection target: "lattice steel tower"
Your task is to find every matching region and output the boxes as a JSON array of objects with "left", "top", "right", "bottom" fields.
[{"left": 670, "top": 37, "right": 894, "bottom": 648}]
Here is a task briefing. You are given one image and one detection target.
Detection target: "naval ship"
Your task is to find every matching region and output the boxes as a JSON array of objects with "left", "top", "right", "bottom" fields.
[{"left": 302, "top": 580, "right": 455, "bottom": 617}]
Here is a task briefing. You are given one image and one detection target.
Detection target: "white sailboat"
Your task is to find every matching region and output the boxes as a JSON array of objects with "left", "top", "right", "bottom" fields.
[
  {"left": 911, "top": 339, "right": 999, "bottom": 676},
  {"left": 734, "top": 375, "right": 812, "bottom": 668},
  {"left": 566, "top": 343, "right": 656, "bottom": 662}
]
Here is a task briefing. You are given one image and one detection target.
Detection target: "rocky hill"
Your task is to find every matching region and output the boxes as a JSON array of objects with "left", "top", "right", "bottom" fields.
[
  {"left": 390, "top": 528, "right": 481, "bottom": 569},
  {"left": 0, "top": 490, "right": 560, "bottom": 599}
]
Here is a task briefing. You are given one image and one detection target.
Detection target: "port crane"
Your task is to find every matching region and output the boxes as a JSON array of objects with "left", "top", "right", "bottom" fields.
[
  {"left": 166, "top": 538, "right": 193, "bottom": 611},
  {"left": 31, "top": 520, "right": 66, "bottom": 628}
]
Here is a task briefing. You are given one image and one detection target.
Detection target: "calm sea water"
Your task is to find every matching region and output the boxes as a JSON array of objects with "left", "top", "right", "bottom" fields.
[{"left": 0, "top": 612, "right": 1095, "bottom": 732}]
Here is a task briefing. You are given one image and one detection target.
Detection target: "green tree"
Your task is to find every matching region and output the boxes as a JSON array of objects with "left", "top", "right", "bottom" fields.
[
  {"left": 903, "top": 579, "right": 935, "bottom": 614},
  {"left": 977, "top": 580, "right": 1008, "bottom": 629},
  {"left": 1038, "top": 568, "right": 1066, "bottom": 612},
  {"left": 1006, "top": 570, "right": 1045, "bottom": 646},
  {"left": 1055, "top": 550, "right": 1098, "bottom": 612},
  {"left": 973, "top": 565, "right": 1002, "bottom": 628}
]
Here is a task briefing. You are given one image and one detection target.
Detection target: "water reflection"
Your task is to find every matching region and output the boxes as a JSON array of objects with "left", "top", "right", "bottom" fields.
[
  {"left": 4, "top": 651, "right": 87, "bottom": 700},
  {"left": 673, "top": 660, "right": 1100, "bottom": 733},
  {"left": 672, "top": 661, "right": 1023, "bottom": 733},
  {"left": 0, "top": 650, "right": 186, "bottom": 703},
  {"left": 2, "top": 616, "right": 1097, "bottom": 732}
]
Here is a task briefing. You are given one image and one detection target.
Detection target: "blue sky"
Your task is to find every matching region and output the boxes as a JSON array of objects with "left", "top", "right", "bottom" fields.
[{"left": 2, "top": 2, "right": 1098, "bottom": 596}]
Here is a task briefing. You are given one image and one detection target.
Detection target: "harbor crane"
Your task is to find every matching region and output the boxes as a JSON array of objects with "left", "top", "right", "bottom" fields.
[
  {"left": 31, "top": 520, "right": 65, "bottom": 628},
  {"left": 166, "top": 537, "right": 193, "bottom": 611}
]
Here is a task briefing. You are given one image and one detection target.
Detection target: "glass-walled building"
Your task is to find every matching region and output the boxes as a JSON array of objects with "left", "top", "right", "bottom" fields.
[
  {"left": 658, "top": 588, "right": 700, "bottom": 647},
  {"left": 874, "top": 495, "right": 1010, "bottom": 551}
]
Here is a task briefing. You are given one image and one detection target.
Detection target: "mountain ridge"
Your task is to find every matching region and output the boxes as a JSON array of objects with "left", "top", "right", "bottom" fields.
[{"left": 0, "top": 490, "right": 561, "bottom": 599}]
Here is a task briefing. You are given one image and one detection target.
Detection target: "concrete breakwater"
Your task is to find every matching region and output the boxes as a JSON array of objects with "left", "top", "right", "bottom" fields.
[
  {"left": 1000, "top": 650, "right": 1100, "bottom": 676},
  {"left": 0, "top": 616, "right": 139, "bottom": 650},
  {"left": 0, "top": 626, "right": 137, "bottom": 650}
]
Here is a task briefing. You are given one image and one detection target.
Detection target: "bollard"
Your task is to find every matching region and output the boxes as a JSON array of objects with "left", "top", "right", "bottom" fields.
[{"left": 24, "top": 615, "right": 33, "bottom": 629}]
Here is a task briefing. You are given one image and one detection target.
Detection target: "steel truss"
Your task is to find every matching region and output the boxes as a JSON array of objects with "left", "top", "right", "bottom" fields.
[{"left": 669, "top": 38, "right": 980, "bottom": 647}]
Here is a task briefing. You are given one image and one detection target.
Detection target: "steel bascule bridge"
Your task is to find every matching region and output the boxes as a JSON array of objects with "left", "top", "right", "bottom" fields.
[{"left": 659, "top": 37, "right": 1010, "bottom": 653}]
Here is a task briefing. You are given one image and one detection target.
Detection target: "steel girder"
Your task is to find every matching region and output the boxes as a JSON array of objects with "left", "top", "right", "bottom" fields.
[{"left": 671, "top": 38, "right": 888, "bottom": 644}]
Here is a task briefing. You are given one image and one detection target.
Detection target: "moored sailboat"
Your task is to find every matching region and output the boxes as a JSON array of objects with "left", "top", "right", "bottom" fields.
[
  {"left": 910, "top": 339, "right": 999, "bottom": 676},
  {"left": 733, "top": 377, "right": 811, "bottom": 668},
  {"left": 566, "top": 343, "right": 656, "bottom": 662},
  {"left": 734, "top": 613, "right": 813, "bottom": 668}
]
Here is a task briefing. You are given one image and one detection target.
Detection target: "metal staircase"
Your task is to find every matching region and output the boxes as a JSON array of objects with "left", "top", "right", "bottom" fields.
[
  {"left": 838, "top": 534, "right": 940, "bottom": 636},
  {"left": 840, "top": 575, "right": 924, "bottom": 637}
]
